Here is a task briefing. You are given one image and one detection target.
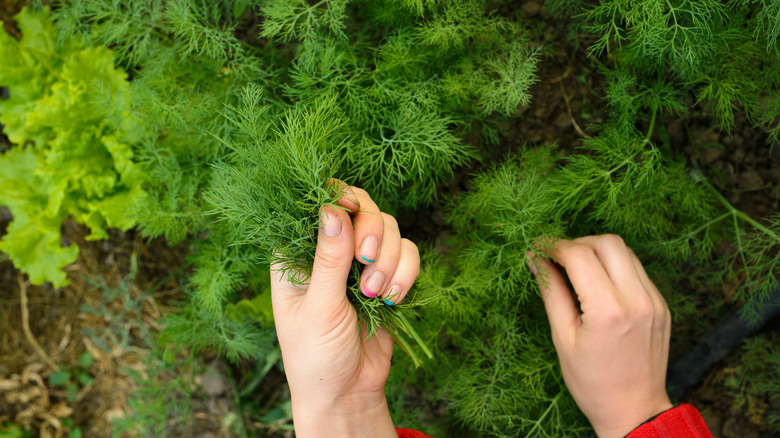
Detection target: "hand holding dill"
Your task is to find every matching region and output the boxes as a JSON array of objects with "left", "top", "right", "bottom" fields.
[{"left": 270, "top": 185, "right": 419, "bottom": 438}]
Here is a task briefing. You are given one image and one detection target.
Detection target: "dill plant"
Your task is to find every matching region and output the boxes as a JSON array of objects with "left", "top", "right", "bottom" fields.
[
  {"left": 44, "top": 0, "right": 541, "bottom": 363},
  {"left": 550, "top": 0, "right": 780, "bottom": 142},
  {"left": 561, "top": 0, "right": 780, "bottom": 320},
  {"left": 393, "top": 71, "right": 779, "bottom": 438},
  {"left": 388, "top": 140, "right": 720, "bottom": 436},
  {"left": 207, "top": 84, "right": 433, "bottom": 364},
  {"left": 265, "top": 0, "right": 540, "bottom": 207},
  {"left": 380, "top": 2, "right": 780, "bottom": 435}
]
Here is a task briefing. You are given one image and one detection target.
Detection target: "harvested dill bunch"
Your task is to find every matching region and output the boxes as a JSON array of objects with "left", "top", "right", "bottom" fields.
[{"left": 207, "top": 84, "right": 432, "bottom": 365}]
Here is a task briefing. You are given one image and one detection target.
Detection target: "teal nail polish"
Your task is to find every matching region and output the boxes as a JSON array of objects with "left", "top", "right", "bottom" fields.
[
  {"left": 384, "top": 299, "right": 395, "bottom": 306},
  {"left": 359, "top": 236, "right": 379, "bottom": 262}
]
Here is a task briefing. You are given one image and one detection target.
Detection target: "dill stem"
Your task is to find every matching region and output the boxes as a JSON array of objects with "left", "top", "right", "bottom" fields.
[
  {"left": 697, "top": 170, "right": 780, "bottom": 243},
  {"left": 643, "top": 107, "right": 657, "bottom": 145},
  {"left": 385, "top": 324, "right": 422, "bottom": 368},
  {"left": 397, "top": 312, "right": 434, "bottom": 360},
  {"left": 526, "top": 392, "right": 562, "bottom": 435}
]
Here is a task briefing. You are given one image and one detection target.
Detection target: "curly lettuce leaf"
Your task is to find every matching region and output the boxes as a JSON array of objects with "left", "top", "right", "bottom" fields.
[
  {"left": 0, "top": 147, "right": 78, "bottom": 286},
  {"left": 0, "top": 8, "right": 145, "bottom": 285}
]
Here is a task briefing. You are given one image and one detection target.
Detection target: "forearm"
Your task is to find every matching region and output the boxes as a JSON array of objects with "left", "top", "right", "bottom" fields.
[{"left": 291, "top": 391, "right": 398, "bottom": 438}]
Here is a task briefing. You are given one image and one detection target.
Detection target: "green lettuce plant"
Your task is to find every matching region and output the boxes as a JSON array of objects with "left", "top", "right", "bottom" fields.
[{"left": 0, "top": 7, "right": 144, "bottom": 286}]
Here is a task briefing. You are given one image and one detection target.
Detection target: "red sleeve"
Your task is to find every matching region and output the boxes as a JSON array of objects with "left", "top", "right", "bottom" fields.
[
  {"left": 627, "top": 404, "right": 713, "bottom": 438},
  {"left": 396, "top": 428, "right": 434, "bottom": 438},
  {"left": 396, "top": 404, "right": 712, "bottom": 438}
]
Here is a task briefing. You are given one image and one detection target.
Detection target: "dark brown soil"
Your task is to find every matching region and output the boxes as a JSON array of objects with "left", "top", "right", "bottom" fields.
[
  {"left": 0, "top": 219, "right": 246, "bottom": 437},
  {"left": 0, "top": 0, "right": 23, "bottom": 39}
]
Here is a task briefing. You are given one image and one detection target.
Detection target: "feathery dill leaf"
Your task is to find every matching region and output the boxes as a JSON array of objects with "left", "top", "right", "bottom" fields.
[
  {"left": 207, "top": 85, "right": 346, "bottom": 278},
  {"left": 576, "top": 0, "right": 780, "bottom": 141},
  {"left": 272, "top": 0, "right": 540, "bottom": 207},
  {"left": 207, "top": 85, "right": 432, "bottom": 363}
]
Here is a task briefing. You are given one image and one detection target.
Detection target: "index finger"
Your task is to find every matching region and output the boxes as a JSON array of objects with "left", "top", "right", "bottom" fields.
[
  {"left": 337, "top": 186, "right": 383, "bottom": 265},
  {"left": 572, "top": 234, "right": 645, "bottom": 294},
  {"left": 328, "top": 180, "right": 384, "bottom": 265},
  {"left": 330, "top": 178, "right": 360, "bottom": 212},
  {"left": 542, "top": 239, "right": 618, "bottom": 314}
]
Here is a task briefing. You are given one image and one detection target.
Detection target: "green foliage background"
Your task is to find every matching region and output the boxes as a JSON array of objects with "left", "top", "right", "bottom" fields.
[{"left": 0, "top": 0, "right": 778, "bottom": 436}]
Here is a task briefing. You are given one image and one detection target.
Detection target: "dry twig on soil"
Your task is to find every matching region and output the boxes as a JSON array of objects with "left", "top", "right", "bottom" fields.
[
  {"left": 19, "top": 274, "right": 58, "bottom": 371},
  {"left": 559, "top": 82, "right": 590, "bottom": 139}
]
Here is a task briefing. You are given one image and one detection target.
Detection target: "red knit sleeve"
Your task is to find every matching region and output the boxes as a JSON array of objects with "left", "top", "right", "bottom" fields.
[
  {"left": 626, "top": 404, "right": 713, "bottom": 438},
  {"left": 396, "top": 428, "right": 434, "bottom": 438}
]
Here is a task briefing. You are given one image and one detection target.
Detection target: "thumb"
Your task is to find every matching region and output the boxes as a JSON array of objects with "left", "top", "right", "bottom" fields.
[
  {"left": 528, "top": 254, "right": 580, "bottom": 346},
  {"left": 308, "top": 205, "right": 355, "bottom": 304}
]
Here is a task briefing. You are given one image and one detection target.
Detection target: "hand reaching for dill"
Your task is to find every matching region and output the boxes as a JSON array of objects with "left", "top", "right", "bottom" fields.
[{"left": 270, "top": 184, "right": 419, "bottom": 438}]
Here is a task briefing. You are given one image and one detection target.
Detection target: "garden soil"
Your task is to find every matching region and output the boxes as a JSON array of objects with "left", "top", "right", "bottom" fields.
[
  {"left": 1, "top": 1, "right": 779, "bottom": 437},
  {"left": 0, "top": 220, "right": 246, "bottom": 437}
]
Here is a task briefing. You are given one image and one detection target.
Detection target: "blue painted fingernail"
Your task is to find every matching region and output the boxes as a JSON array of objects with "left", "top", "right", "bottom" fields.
[
  {"left": 360, "top": 236, "right": 379, "bottom": 263},
  {"left": 383, "top": 299, "right": 395, "bottom": 306}
]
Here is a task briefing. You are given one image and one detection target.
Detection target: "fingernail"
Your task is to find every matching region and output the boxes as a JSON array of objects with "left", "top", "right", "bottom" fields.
[
  {"left": 385, "top": 285, "right": 401, "bottom": 301},
  {"left": 321, "top": 207, "right": 341, "bottom": 237},
  {"left": 525, "top": 251, "right": 538, "bottom": 276},
  {"left": 383, "top": 299, "right": 395, "bottom": 306},
  {"left": 363, "top": 271, "right": 384, "bottom": 298},
  {"left": 359, "top": 235, "right": 379, "bottom": 263}
]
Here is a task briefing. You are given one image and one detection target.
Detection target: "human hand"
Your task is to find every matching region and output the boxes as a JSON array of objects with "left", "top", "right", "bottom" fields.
[
  {"left": 270, "top": 186, "right": 420, "bottom": 438},
  {"left": 528, "top": 235, "right": 673, "bottom": 438}
]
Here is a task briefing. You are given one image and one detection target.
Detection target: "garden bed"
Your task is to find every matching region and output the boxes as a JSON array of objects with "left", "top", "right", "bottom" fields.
[{"left": 1, "top": 0, "right": 779, "bottom": 437}]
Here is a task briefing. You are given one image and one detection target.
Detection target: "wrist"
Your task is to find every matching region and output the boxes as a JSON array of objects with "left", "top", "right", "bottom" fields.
[
  {"left": 291, "top": 390, "right": 397, "bottom": 438},
  {"left": 592, "top": 399, "right": 674, "bottom": 438}
]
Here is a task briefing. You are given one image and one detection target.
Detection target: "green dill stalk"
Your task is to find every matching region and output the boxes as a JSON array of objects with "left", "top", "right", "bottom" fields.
[{"left": 694, "top": 169, "right": 780, "bottom": 243}]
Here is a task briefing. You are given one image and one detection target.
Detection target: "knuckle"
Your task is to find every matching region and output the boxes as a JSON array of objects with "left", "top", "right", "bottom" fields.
[
  {"left": 599, "top": 299, "right": 629, "bottom": 326},
  {"left": 564, "top": 244, "right": 594, "bottom": 262},
  {"left": 314, "top": 248, "right": 348, "bottom": 272},
  {"left": 633, "top": 298, "right": 655, "bottom": 323},
  {"left": 382, "top": 212, "right": 398, "bottom": 227},
  {"left": 603, "top": 308, "right": 628, "bottom": 328},
  {"left": 600, "top": 233, "right": 625, "bottom": 247},
  {"left": 351, "top": 187, "right": 368, "bottom": 198},
  {"left": 401, "top": 238, "right": 420, "bottom": 257}
]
